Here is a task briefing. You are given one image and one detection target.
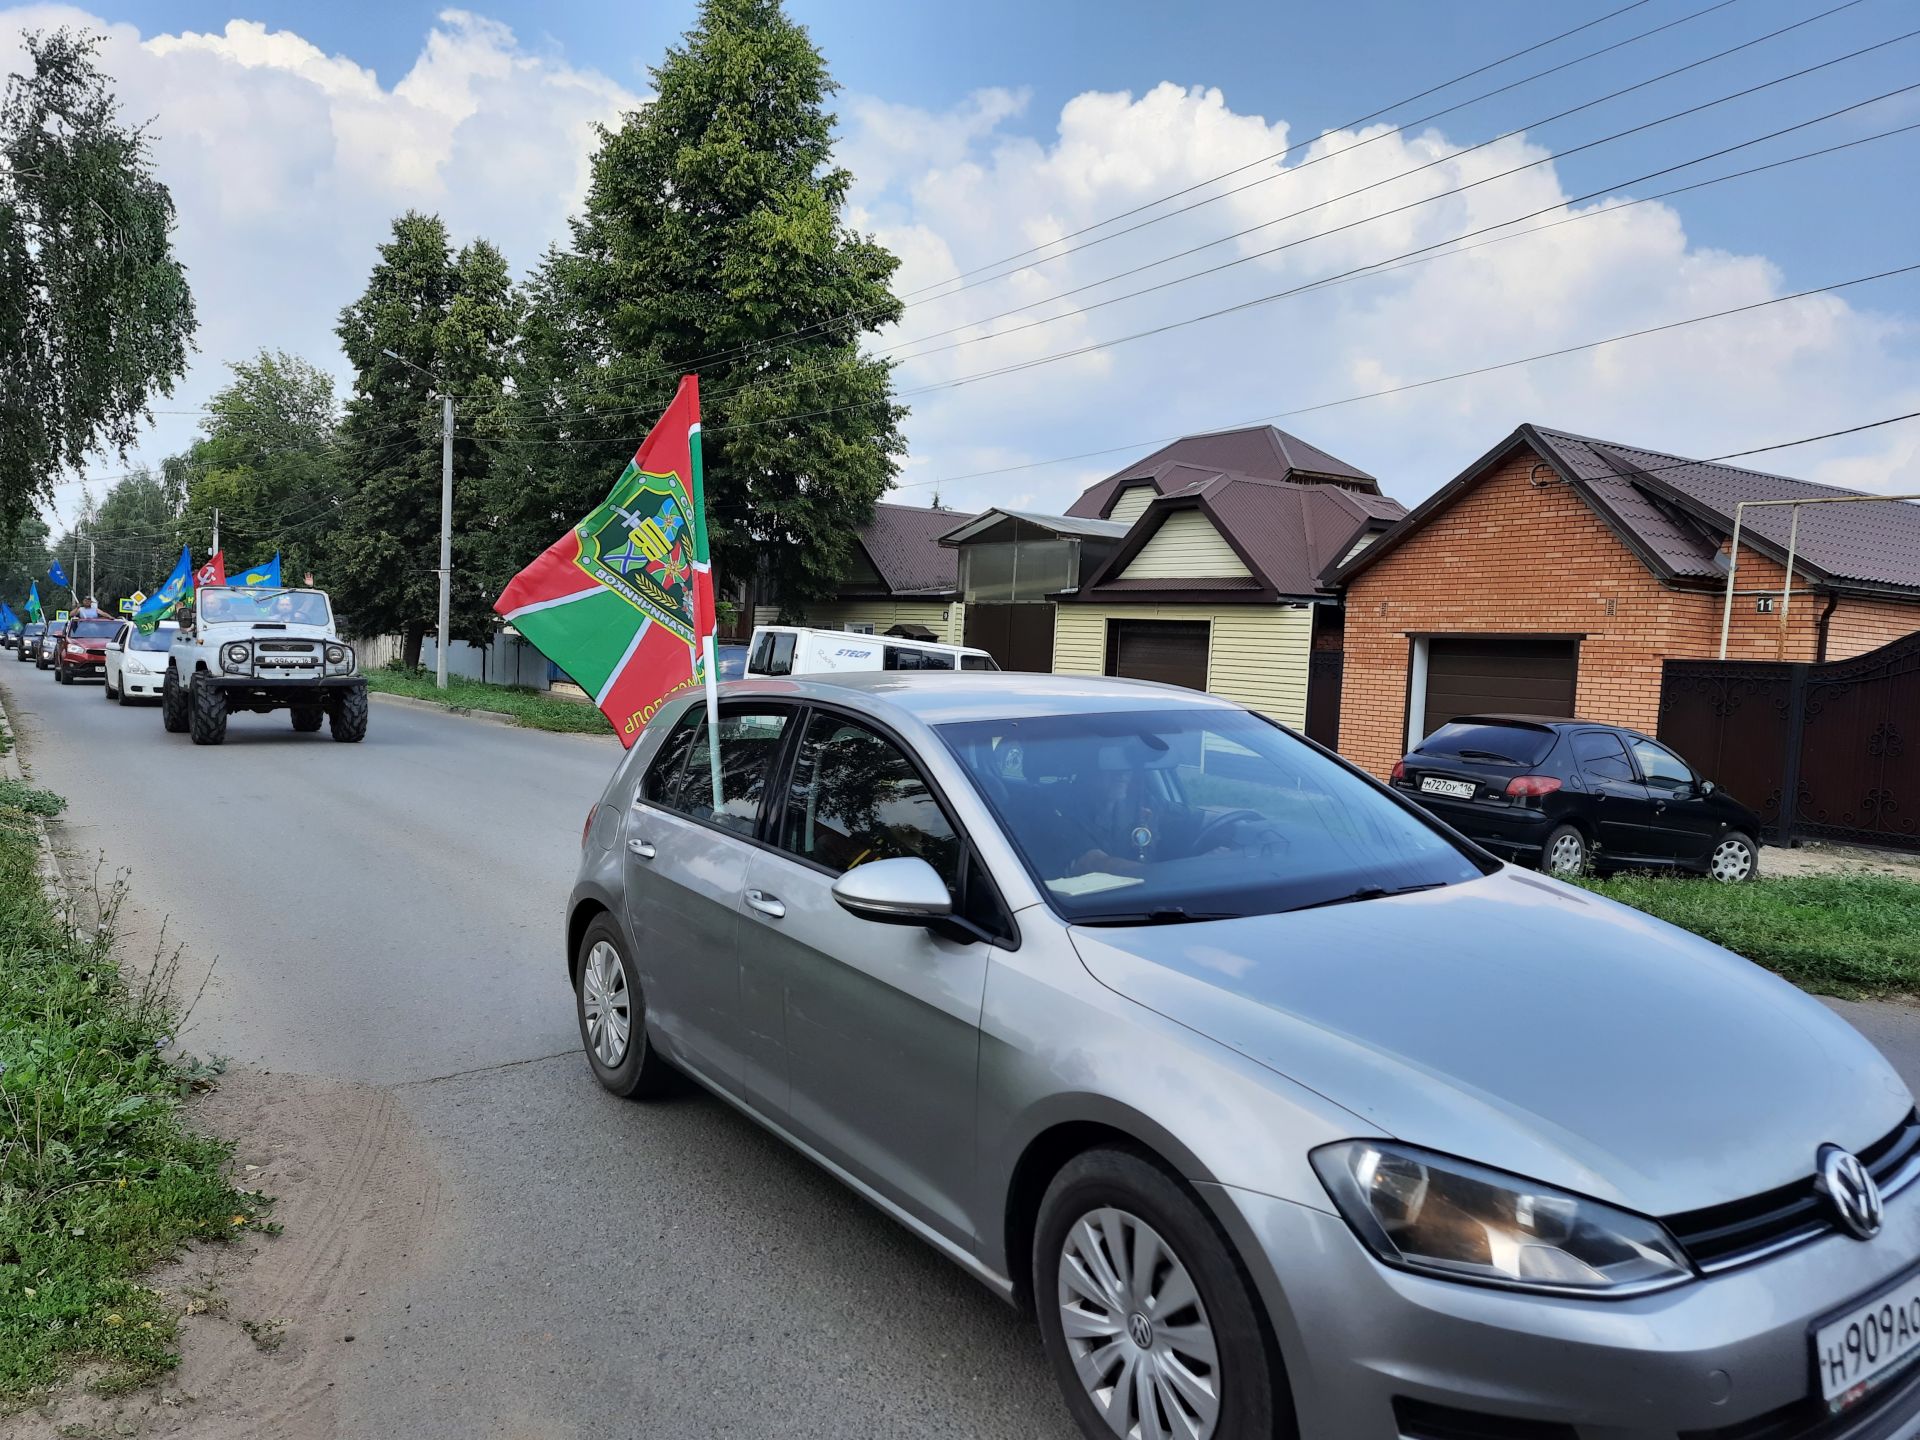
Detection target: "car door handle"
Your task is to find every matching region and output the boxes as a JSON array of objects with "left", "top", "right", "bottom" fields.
[
  {"left": 627, "top": 838, "right": 656, "bottom": 859},
  {"left": 745, "top": 889, "right": 785, "bottom": 919}
]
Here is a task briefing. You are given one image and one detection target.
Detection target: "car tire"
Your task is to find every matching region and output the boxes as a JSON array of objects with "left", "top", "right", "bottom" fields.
[
  {"left": 117, "top": 681, "right": 134, "bottom": 707},
  {"left": 328, "top": 683, "right": 368, "bottom": 743},
  {"left": 54, "top": 664, "right": 69, "bottom": 684},
  {"left": 1034, "top": 1148, "right": 1290, "bottom": 1440},
  {"left": 574, "top": 914, "right": 676, "bottom": 1099},
  {"left": 103, "top": 671, "right": 117, "bottom": 700},
  {"left": 161, "top": 668, "right": 189, "bottom": 732},
  {"left": 188, "top": 672, "right": 228, "bottom": 745},
  {"left": 1708, "top": 831, "right": 1759, "bottom": 883},
  {"left": 1542, "top": 823, "right": 1590, "bottom": 877},
  {"left": 291, "top": 706, "right": 324, "bottom": 733}
]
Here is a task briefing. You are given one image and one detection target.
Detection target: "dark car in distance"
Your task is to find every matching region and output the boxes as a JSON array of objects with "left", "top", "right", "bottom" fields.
[
  {"left": 34, "top": 620, "right": 66, "bottom": 672},
  {"left": 1392, "top": 714, "right": 1764, "bottom": 881}
]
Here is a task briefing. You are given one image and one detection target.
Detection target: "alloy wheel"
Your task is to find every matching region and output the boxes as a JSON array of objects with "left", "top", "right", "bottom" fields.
[
  {"left": 580, "top": 940, "right": 632, "bottom": 1068},
  {"left": 1710, "top": 838, "right": 1754, "bottom": 882},
  {"left": 1057, "top": 1206, "right": 1221, "bottom": 1440}
]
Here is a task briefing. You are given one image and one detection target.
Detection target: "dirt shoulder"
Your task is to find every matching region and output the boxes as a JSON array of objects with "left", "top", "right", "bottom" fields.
[{"left": 3, "top": 1068, "right": 440, "bottom": 1440}]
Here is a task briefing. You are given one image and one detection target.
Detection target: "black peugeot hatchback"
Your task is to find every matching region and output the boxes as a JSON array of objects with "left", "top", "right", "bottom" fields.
[{"left": 1391, "top": 714, "right": 1765, "bottom": 881}]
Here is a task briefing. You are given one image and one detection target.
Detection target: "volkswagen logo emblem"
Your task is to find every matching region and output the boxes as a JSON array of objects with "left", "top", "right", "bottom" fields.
[
  {"left": 1127, "top": 1312, "right": 1155, "bottom": 1349},
  {"left": 1818, "top": 1145, "right": 1884, "bottom": 1241}
]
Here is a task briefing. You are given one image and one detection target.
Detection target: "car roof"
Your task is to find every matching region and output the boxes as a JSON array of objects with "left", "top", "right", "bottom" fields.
[{"left": 714, "top": 670, "right": 1247, "bottom": 726}]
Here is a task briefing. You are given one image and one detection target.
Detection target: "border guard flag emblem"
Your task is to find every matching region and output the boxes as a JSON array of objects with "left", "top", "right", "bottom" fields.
[{"left": 493, "top": 376, "right": 716, "bottom": 748}]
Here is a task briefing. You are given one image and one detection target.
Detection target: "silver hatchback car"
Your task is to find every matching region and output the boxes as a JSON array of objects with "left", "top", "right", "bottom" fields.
[{"left": 567, "top": 673, "right": 1920, "bottom": 1440}]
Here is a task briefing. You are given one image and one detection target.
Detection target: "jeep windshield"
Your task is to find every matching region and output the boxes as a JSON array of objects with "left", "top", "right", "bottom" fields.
[{"left": 198, "top": 588, "right": 331, "bottom": 628}]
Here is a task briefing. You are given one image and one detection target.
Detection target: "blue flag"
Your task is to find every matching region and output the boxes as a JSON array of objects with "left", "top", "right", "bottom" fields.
[
  {"left": 134, "top": 547, "right": 193, "bottom": 634},
  {"left": 49, "top": 560, "right": 68, "bottom": 589},
  {"left": 229, "top": 554, "right": 282, "bottom": 589},
  {"left": 0, "top": 603, "right": 16, "bottom": 633},
  {"left": 26, "top": 583, "right": 41, "bottom": 623}
]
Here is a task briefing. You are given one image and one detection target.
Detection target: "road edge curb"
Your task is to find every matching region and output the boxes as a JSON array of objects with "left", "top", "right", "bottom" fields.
[{"left": 368, "top": 690, "right": 520, "bottom": 727}]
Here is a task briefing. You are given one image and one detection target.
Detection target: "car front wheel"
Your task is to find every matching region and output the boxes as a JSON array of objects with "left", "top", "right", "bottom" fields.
[
  {"left": 1035, "top": 1148, "right": 1288, "bottom": 1440},
  {"left": 574, "top": 914, "right": 675, "bottom": 1099},
  {"left": 1708, "top": 831, "right": 1759, "bottom": 883}
]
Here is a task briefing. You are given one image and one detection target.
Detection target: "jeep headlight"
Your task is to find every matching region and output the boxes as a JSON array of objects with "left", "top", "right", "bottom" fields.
[
  {"left": 325, "top": 643, "right": 347, "bottom": 666},
  {"left": 222, "top": 642, "right": 251, "bottom": 671},
  {"left": 1312, "top": 1141, "right": 1693, "bottom": 1296}
]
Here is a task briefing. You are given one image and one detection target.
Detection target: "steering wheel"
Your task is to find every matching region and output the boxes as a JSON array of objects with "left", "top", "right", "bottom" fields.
[{"left": 1190, "top": 807, "right": 1266, "bottom": 854}]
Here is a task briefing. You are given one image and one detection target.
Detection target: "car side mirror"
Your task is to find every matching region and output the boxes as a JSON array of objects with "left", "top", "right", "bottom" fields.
[
  {"left": 831, "top": 857, "right": 954, "bottom": 927},
  {"left": 1695, "top": 778, "right": 1716, "bottom": 798}
]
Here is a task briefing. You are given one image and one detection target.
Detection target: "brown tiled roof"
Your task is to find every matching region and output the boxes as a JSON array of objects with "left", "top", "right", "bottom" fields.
[
  {"left": 1334, "top": 424, "right": 1920, "bottom": 597},
  {"left": 846, "top": 502, "right": 964, "bottom": 597},
  {"left": 1066, "top": 425, "right": 1379, "bottom": 518},
  {"left": 1077, "top": 470, "right": 1407, "bottom": 602}
]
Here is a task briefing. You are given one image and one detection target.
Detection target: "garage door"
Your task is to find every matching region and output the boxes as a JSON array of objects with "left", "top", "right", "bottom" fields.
[
  {"left": 1108, "top": 619, "right": 1209, "bottom": 691},
  {"left": 1424, "top": 637, "right": 1577, "bottom": 735}
]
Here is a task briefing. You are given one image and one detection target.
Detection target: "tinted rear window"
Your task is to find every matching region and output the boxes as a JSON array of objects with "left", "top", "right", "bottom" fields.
[{"left": 1416, "top": 722, "right": 1554, "bottom": 767}]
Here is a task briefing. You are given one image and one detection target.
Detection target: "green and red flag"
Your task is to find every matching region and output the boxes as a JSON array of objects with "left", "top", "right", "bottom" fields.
[{"left": 494, "top": 376, "right": 715, "bottom": 747}]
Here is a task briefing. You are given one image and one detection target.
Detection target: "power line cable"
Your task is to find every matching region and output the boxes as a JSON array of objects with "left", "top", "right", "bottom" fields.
[
  {"left": 552, "top": 0, "right": 1859, "bottom": 402},
  {"left": 702, "top": 259, "right": 1920, "bottom": 445},
  {"left": 883, "top": 74, "right": 1920, "bottom": 367},
  {"left": 406, "top": 0, "right": 1780, "bottom": 417}
]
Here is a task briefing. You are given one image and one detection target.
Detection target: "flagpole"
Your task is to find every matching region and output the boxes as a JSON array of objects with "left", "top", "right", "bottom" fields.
[{"left": 701, "top": 635, "right": 723, "bottom": 814}]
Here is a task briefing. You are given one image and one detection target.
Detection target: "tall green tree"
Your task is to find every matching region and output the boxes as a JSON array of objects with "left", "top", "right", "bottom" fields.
[
  {"left": 0, "top": 512, "right": 54, "bottom": 609},
  {"left": 172, "top": 350, "right": 342, "bottom": 584},
  {"left": 555, "top": 0, "right": 905, "bottom": 611},
  {"left": 1, "top": 30, "right": 195, "bottom": 537},
  {"left": 334, "top": 213, "right": 517, "bottom": 662}
]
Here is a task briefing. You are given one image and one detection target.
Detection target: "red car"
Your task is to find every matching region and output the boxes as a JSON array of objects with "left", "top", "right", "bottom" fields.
[{"left": 53, "top": 617, "right": 123, "bottom": 684}]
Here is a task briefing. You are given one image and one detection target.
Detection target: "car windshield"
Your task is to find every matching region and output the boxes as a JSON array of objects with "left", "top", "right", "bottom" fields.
[
  {"left": 198, "top": 587, "right": 331, "bottom": 627},
  {"left": 127, "top": 626, "right": 173, "bottom": 652},
  {"left": 939, "top": 707, "right": 1485, "bottom": 922},
  {"left": 69, "top": 619, "right": 120, "bottom": 639},
  {"left": 1415, "top": 721, "right": 1556, "bottom": 767}
]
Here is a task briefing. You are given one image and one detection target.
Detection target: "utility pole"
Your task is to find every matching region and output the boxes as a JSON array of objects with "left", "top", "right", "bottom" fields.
[
  {"left": 439, "top": 392, "right": 452, "bottom": 692},
  {"left": 212, "top": 507, "right": 219, "bottom": 557}
]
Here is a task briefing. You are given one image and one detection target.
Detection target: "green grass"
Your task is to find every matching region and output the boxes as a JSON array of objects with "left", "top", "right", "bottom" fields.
[
  {"left": 1574, "top": 872, "right": 1920, "bottom": 998},
  {"left": 364, "top": 663, "right": 611, "bottom": 736},
  {"left": 0, "top": 787, "right": 269, "bottom": 1402}
]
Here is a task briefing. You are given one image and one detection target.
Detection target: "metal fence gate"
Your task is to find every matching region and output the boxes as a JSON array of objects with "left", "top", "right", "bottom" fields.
[{"left": 1659, "top": 630, "right": 1920, "bottom": 850}]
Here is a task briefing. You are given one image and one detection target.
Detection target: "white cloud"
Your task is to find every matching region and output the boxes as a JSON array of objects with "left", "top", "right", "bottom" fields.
[
  {"left": 2, "top": 5, "right": 643, "bottom": 524},
  {"left": 847, "top": 83, "right": 1920, "bottom": 514}
]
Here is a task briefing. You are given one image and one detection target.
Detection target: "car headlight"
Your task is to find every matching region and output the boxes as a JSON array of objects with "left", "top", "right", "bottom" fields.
[
  {"left": 223, "top": 642, "right": 251, "bottom": 670},
  {"left": 1312, "top": 1141, "right": 1693, "bottom": 1295},
  {"left": 325, "top": 644, "right": 347, "bottom": 666}
]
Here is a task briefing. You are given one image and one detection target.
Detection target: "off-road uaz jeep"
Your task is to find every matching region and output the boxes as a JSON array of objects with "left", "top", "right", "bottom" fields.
[{"left": 161, "top": 585, "right": 368, "bottom": 745}]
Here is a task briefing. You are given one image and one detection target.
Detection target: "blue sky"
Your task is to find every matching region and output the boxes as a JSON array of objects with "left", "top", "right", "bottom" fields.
[{"left": 21, "top": 0, "right": 1920, "bottom": 520}]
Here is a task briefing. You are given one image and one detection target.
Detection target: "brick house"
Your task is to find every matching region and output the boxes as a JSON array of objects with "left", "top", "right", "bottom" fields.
[{"left": 1330, "top": 424, "right": 1920, "bottom": 777}]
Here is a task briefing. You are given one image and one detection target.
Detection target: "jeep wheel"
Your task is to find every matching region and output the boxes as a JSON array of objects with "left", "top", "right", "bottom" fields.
[
  {"left": 188, "top": 673, "right": 228, "bottom": 745},
  {"left": 291, "top": 706, "right": 324, "bottom": 733},
  {"left": 328, "top": 682, "right": 368, "bottom": 743},
  {"left": 161, "top": 669, "right": 190, "bottom": 732}
]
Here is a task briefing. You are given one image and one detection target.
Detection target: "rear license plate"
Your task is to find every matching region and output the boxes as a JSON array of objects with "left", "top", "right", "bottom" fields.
[
  {"left": 1816, "top": 1268, "right": 1920, "bottom": 1412},
  {"left": 1419, "top": 777, "right": 1476, "bottom": 799}
]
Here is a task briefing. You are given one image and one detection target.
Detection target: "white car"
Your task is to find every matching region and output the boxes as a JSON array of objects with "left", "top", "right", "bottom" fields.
[
  {"left": 103, "top": 620, "right": 178, "bottom": 704},
  {"left": 744, "top": 624, "right": 998, "bottom": 677}
]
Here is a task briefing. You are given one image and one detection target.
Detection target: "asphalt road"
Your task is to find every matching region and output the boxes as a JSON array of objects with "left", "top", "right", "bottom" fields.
[{"left": 4, "top": 670, "right": 1066, "bottom": 1440}]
